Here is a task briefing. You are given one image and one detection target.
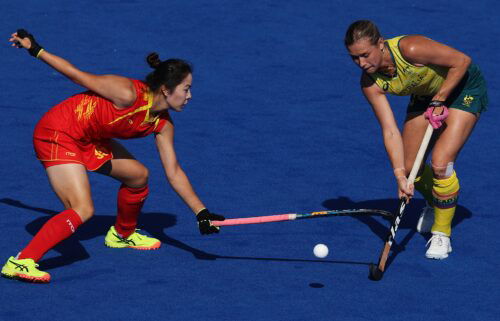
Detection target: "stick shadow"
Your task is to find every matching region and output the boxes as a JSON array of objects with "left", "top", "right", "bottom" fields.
[
  {"left": 322, "top": 196, "right": 472, "bottom": 270},
  {"left": 0, "top": 198, "right": 375, "bottom": 269}
]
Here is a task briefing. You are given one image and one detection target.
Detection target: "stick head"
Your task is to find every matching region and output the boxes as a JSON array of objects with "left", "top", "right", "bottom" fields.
[{"left": 368, "top": 263, "right": 384, "bottom": 281}]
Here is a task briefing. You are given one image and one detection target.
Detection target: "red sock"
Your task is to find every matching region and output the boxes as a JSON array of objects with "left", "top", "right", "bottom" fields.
[
  {"left": 18, "top": 209, "right": 83, "bottom": 262},
  {"left": 115, "top": 184, "right": 149, "bottom": 238}
]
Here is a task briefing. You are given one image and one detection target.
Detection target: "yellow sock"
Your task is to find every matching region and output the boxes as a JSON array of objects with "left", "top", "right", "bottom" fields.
[
  {"left": 414, "top": 164, "right": 434, "bottom": 205},
  {"left": 432, "top": 171, "right": 460, "bottom": 236}
]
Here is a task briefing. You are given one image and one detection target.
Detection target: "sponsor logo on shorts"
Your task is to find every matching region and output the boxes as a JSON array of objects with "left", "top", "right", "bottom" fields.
[
  {"left": 463, "top": 95, "right": 474, "bottom": 107},
  {"left": 94, "top": 145, "right": 110, "bottom": 159},
  {"left": 65, "top": 152, "right": 76, "bottom": 157}
]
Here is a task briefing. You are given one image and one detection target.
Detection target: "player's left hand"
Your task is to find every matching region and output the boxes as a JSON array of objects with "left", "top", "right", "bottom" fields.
[
  {"left": 396, "top": 176, "right": 414, "bottom": 203},
  {"left": 196, "top": 208, "right": 225, "bottom": 235},
  {"left": 424, "top": 100, "right": 448, "bottom": 129}
]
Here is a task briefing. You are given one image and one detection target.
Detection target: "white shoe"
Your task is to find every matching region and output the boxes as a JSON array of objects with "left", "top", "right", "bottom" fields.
[
  {"left": 425, "top": 232, "right": 452, "bottom": 259},
  {"left": 416, "top": 204, "right": 434, "bottom": 234}
]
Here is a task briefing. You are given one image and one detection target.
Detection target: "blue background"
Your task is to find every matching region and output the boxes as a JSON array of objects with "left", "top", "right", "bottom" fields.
[{"left": 1, "top": 1, "right": 499, "bottom": 320}]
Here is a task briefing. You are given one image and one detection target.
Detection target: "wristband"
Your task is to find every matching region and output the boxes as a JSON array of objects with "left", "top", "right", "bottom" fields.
[
  {"left": 393, "top": 167, "right": 406, "bottom": 177},
  {"left": 429, "top": 100, "right": 445, "bottom": 108},
  {"left": 35, "top": 48, "right": 45, "bottom": 59}
]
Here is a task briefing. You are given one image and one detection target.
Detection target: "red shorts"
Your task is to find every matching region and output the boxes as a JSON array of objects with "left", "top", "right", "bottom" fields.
[{"left": 33, "top": 126, "right": 113, "bottom": 171}]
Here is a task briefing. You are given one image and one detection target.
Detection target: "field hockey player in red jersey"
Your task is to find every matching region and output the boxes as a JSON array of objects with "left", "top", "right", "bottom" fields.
[{"left": 1, "top": 29, "right": 225, "bottom": 283}]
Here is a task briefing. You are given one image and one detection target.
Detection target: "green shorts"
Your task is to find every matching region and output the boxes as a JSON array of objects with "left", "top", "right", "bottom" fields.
[{"left": 407, "top": 63, "right": 488, "bottom": 114}]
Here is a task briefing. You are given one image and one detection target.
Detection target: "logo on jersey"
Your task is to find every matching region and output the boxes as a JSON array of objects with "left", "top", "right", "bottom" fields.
[
  {"left": 382, "top": 82, "right": 389, "bottom": 91},
  {"left": 462, "top": 95, "right": 474, "bottom": 107},
  {"left": 75, "top": 96, "right": 97, "bottom": 121}
]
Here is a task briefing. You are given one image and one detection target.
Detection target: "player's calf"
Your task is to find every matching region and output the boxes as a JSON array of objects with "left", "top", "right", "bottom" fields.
[{"left": 425, "top": 168, "right": 459, "bottom": 259}]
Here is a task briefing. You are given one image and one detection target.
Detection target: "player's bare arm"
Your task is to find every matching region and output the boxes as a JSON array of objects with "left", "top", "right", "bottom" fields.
[
  {"left": 10, "top": 30, "right": 136, "bottom": 108},
  {"left": 399, "top": 35, "right": 471, "bottom": 102},
  {"left": 154, "top": 119, "right": 205, "bottom": 214},
  {"left": 361, "top": 73, "right": 413, "bottom": 198}
]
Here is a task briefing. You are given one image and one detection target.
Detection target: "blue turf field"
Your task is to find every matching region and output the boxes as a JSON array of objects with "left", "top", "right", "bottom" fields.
[{"left": 1, "top": 1, "right": 499, "bottom": 320}]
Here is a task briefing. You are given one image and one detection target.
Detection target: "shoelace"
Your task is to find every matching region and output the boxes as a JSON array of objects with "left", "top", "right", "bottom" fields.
[
  {"left": 426, "top": 234, "right": 444, "bottom": 247},
  {"left": 113, "top": 232, "right": 136, "bottom": 246},
  {"left": 113, "top": 229, "right": 146, "bottom": 245}
]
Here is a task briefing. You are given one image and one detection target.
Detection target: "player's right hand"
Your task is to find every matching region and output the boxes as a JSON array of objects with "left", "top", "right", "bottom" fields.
[
  {"left": 424, "top": 100, "right": 449, "bottom": 129},
  {"left": 396, "top": 176, "right": 414, "bottom": 203},
  {"left": 196, "top": 208, "right": 225, "bottom": 235}
]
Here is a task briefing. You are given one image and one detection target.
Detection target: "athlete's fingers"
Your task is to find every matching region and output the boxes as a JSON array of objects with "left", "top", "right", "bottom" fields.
[
  {"left": 10, "top": 30, "right": 34, "bottom": 50},
  {"left": 9, "top": 34, "right": 24, "bottom": 48},
  {"left": 406, "top": 183, "right": 415, "bottom": 196},
  {"left": 402, "top": 185, "right": 413, "bottom": 197}
]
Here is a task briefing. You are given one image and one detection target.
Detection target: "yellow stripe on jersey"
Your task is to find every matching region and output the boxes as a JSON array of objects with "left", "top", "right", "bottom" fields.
[
  {"left": 370, "top": 36, "right": 448, "bottom": 96},
  {"left": 107, "top": 90, "right": 156, "bottom": 125}
]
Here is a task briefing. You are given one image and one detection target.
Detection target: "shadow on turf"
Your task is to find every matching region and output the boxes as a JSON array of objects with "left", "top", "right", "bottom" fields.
[
  {"left": 0, "top": 198, "right": 219, "bottom": 268},
  {"left": 322, "top": 196, "right": 472, "bottom": 270},
  {"left": 1, "top": 198, "right": 377, "bottom": 268},
  {"left": 1, "top": 196, "right": 472, "bottom": 273}
]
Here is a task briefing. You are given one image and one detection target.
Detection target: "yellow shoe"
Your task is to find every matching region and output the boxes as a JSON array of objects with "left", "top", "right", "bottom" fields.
[
  {"left": 105, "top": 226, "right": 161, "bottom": 250},
  {"left": 1, "top": 256, "right": 50, "bottom": 283}
]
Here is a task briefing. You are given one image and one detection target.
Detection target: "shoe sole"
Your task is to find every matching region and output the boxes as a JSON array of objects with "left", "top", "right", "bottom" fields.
[
  {"left": 105, "top": 242, "right": 161, "bottom": 250},
  {"left": 425, "top": 253, "right": 449, "bottom": 260},
  {"left": 425, "top": 248, "right": 452, "bottom": 260},
  {"left": 1, "top": 272, "right": 50, "bottom": 283}
]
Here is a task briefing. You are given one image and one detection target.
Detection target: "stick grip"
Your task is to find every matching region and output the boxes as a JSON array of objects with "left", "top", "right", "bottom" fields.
[{"left": 212, "top": 214, "right": 292, "bottom": 226}]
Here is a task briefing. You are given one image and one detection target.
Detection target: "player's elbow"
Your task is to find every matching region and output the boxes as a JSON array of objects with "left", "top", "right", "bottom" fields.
[
  {"left": 460, "top": 54, "right": 471, "bottom": 69},
  {"left": 165, "top": 164, "right": 181, "bottom": 182}
]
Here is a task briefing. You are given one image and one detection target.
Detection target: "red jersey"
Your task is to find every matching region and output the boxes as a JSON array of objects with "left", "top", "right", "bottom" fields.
[
  {"left": 37, "top": 79, "right": 168, "bottom": 140},
  {"left": 33, "top": 79, "right": 170, "bottom": 170}
]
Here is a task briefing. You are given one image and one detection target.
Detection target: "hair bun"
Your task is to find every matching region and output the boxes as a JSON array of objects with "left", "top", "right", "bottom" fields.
[{"left": 146, "top": 52, "right": 161, "bottom": 69}]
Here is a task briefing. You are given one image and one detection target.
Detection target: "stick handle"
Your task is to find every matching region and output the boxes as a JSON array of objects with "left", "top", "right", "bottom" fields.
[
  {"left": 213, "top": 214, "right": 292, "bottom": 226},
  {"left": 407, "top": 124, "right": 433, "bottom": 185}
]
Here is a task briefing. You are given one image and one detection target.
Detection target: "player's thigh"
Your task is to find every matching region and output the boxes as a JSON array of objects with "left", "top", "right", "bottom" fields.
[
  {"left": 402, "top": 113, "right": 433, "bottom": 173},
  {"left": 95, "top": 140, "right": 148, "bottom": 188},
  {"left": 46, "top": 163, "right": 94, "bottom": 222},
  {"left": 431, "top": 109, "right": 478, "bottom": 167}
]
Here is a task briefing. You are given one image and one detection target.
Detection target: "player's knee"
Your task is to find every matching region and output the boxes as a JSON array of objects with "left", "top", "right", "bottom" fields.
[
  {"left": 72, "top": 204, "right": 95, "bottom": 222},
  {"left": 125, "top": 164, "right": 149, "bottom": 188},
  {"left": 134, "top": 166, "right": 149, "bottom": 187},
  {"left": 431, "top": 161, "right": 454, "bottom": 179}
]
